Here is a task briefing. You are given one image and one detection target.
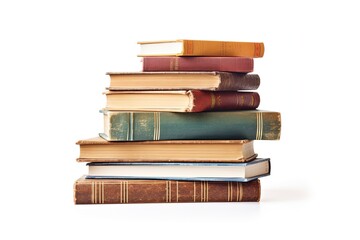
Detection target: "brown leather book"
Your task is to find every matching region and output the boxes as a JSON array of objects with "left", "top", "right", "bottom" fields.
[
  {"left": 74, "top": 177, "right": 261, "bottom": 204},
  {"left": 106, "top": 72, "right": 260, "bottom": 91},
  {"left": 142, "top": 56, "right": 254, "bottom": 73},
  {"left": 104, "top": 90, "right": 260, "bottom": 112}
]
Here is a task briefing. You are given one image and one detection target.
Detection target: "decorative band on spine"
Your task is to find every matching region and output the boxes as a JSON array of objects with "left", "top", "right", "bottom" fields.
[
  {"left": 256, "top": 112, "right": 263, "bottom": 140},
  {"left": 210, "top": 93, "right": 216, "bottom": 109},
  {"left": 91, "top": 182, "right": 104, "bottom": 204},
  {"left": 153, "top": 112, "right": 161, "bottom": 140},
  {"left": 129, "top": 113, "right": 134, "bottom": 141}
]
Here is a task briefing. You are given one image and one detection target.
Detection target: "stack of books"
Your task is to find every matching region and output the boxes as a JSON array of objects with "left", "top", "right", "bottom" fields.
[{"left": 73, "top": 39, "right": 281, "bottom": 204}]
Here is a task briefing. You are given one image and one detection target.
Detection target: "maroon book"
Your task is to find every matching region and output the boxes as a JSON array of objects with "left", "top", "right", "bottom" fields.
[{"left": 142, "top": 56, "right": 254, "bottom": 73}]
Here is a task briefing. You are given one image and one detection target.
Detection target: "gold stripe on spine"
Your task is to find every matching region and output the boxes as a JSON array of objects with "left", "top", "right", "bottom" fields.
[
  {"left": 153, "top": 112, "right": 161, "bottom": 140},
  {"left": 210, "top": 93, "right": 216, "bottom": 109},
  {"left": 169, "top": 181, "right": 172, "bottom": 202},
  {"left": 129, "top": 113, "right": 134, "bottom": 141},
  {"left": 256, "top": 112, "right": 263, "bottom": 140},
  {"left": 251, "top": 95, "right": 255, "bottom": 107},
  {"left": 166, "top": 181, "right": 168, "bottom": 202},
  {"left": 239, "top": 183, "right": 243, "bottom": 201},
  {"left": 119, "top": 181, "right": 122, "bottom": 203},
  {"left": 91, "top": 182, "right": 95, "bottom": 204},
  {"left": 240, "top": 95, "right": 245, "bottom": 106},
  {"left": 227, "top": 182, "right": 230, "bottom": 202},
  {"left": 230, "top": 182, "right": 233, "bottom": 202},
  {"left": 126, "top": 181, "right": 129, "bottom": 203},
  {"left": 205, "top": 182, "right": 209, "bottom": 202},
  {"left": 236, "top": 182, "right": 239, "bottom": 201},
  {"left": 260, "top": 112, "right": 263, "bottom": 140},
  {"left": 200, "top": 182, "right": 203, "bottom": 202},
  {"left": 102, "top": 182, "right": 105, "bottom": 204},
  {"left": 126, "top": 113, "right": 130, "bottom": 141}
]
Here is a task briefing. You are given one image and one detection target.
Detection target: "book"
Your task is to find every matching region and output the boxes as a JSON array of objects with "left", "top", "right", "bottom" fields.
[
  {"left": 137, "top": 39, "right": 264, "bottom": 58},
  {"left": 76, "top": 137, "right": 257, "bottom": 163},
  {"left": 142, "top": 56, "right": 254, "bottom": 73},
  {"left": 74, "top": 177, "right": 261, "bottom": 204},
  {"left": 86, "top": 158, "right": 270, "bottom": 182},
  {"left": 101, "top": 110, "right": 281, "bottom": 141},
  {"left": 104, "top": 90, "right": 260, "bottom": 112},
  {"left": 106, "top": 72, "right": 260, "bottom": 91}
]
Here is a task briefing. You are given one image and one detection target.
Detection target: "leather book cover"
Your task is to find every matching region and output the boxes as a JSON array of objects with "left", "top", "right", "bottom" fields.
[
  {"left": 142, "top": 56, "right": 254, "bottom": 73},
  {"left": 74, "top": 177, "right": 261, "bottom": 204},
  {"left": 190, "top": 91, "right": 260, "bottom": 112},
  {"left": 102, "top": 110, "right": 281, "bottom": 141}
]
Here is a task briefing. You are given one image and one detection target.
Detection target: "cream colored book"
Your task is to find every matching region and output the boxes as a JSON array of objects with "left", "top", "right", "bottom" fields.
[{"left": 76, "top": 137, "right": 257, "bottom": 163}]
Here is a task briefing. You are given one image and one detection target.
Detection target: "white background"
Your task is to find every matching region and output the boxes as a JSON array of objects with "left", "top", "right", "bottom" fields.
[{"left": 1, "top": 0, "right": 359, "bottom": 239}]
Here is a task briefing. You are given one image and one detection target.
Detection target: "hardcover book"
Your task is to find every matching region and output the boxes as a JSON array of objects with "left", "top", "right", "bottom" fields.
[
  {"left": 137, "top": 39, "right": 264, "bottom": 58},
  {"left": 76, "top": 137, "right": 257, "bottom": 163},
  {"left": 104, "top": 90, "right": 260, "bottom": 112},
  {"left": 86, "top": 158, "right": 270, "bottom": 182},
  {"left": 142, "top": 56, "right": 254, "bottom": 73},
  {"left": 101, "top": 110, "right": 281, "bottom": 141},
  {"left": 106, "top": 72, "right": 260, "bottom": 91},
  {"left": 74, "top": 177, "right": 261, "bottom": 204}
]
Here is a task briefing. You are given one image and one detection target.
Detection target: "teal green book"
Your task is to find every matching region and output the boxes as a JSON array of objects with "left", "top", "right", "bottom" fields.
[{"left": 100, "top": 110, "right": 281, "bottom": 141}]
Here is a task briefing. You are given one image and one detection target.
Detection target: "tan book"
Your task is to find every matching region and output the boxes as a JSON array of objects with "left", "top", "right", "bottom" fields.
[
  {"left": 137, "top": 39, "right": 264, "bottom": 57},
  {"left": 76, "top": 137, "right": 257, "bottom": 163},
  {"left": 74, "top": 177, "right": 261, "bottom": 204}
]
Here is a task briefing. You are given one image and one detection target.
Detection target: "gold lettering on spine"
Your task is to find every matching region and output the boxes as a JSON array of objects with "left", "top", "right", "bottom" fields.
[
  {"left": 256, "top": 112, "right": 263, "bottom": 140},
  {"left": 174, "top": 58, "right": 179, "bottom": 70}
]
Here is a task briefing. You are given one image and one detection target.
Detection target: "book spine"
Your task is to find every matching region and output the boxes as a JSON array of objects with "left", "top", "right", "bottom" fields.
[
  {"left": 104, "top": 110, "right": 281, "bottom": 141},
  {"left": 182, "top": 40, "right": 265, "bottom": 58},
  {"left": 217, "top": 73, "right": 260, "bottom": 91},
  {"left": 189, "top": 91, "right": 260, "bottom": 112},
  {"left": 74, "top": 178, "right": 261, "bottom": 204},
  {"left": 142, "top": 57, "right": 254, "bottom": 73}
]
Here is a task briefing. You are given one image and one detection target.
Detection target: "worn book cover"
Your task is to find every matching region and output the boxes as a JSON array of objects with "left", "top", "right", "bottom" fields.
[
  {"left": 101, "top": 110, "right": 281, "bottom": 141},
  {"left": 104, "top": 90, "right": 260, "bottom": 112},
  {"left": 138, "top": 39, "right": 264, "bottom": 57},
  {"left": 74, "top": 177, "right": 261, "bottom": 204},
  {"left": 142, "top": 56, "right": 254, "bottom": 73}
]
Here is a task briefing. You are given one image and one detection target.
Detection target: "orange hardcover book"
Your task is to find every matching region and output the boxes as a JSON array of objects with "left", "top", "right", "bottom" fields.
[
  {"left": 74, "top": 177, "right": 261, "bottom": 204},
  {"left": 138, "top": 39, "right": 264, "bottom": 58}
]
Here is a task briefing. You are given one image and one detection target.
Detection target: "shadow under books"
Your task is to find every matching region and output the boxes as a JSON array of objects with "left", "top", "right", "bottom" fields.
[{"left": 262, "top": 187, "right": 310, "bottom": 202}]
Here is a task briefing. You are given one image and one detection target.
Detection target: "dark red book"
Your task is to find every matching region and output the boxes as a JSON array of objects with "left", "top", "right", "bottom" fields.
[
  {"left": 142, "top": 57, "right": 254, "bottom": 73},
  {"left": 104, "top": 90, "right": 260, "bottom": 112}
]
